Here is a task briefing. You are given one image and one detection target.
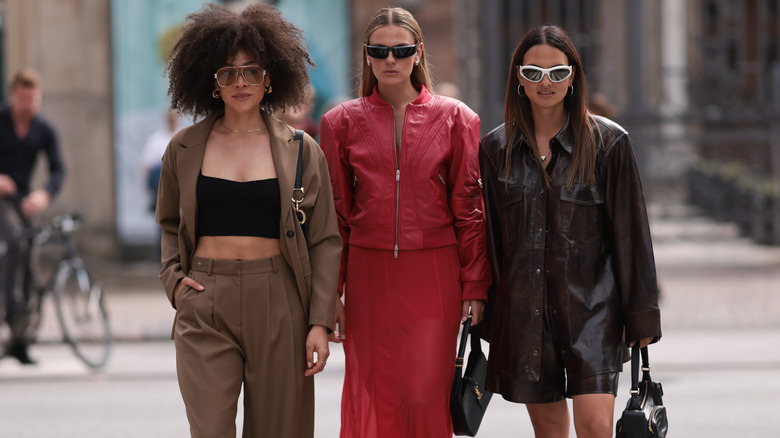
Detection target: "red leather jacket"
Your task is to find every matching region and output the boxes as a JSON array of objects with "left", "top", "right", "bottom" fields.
[{"left": 320, "top": 86, "right": 491, "bottom": 300}]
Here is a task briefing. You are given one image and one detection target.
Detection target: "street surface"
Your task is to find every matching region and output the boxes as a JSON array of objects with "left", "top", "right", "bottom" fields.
[{"left": 1, "top": 204, "right": 779, "bottom": 437}]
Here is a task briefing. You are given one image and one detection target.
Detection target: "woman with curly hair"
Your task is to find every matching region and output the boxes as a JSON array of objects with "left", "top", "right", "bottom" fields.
[
  {"left": 320, "top": 7, "right": 491, "bottom": 437},
  {"left": 156, "top": 3, "right": 342, "bottom": 437}
]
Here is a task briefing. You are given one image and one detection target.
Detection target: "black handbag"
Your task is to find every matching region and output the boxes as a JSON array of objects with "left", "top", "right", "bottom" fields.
[
  {"left": 292, "top": 129, "right": 309, "bottom": 240},
  {"left": 450, "top": 316, "right": 492, "bottom": 436},
  {"left": 616, "top": 345, "right": 668, "bottom": 438}
]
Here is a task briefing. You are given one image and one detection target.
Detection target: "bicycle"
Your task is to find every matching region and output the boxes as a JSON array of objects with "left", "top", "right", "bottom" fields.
[{"left": 18, "top": 212, "right": 112, "bottom": 369}]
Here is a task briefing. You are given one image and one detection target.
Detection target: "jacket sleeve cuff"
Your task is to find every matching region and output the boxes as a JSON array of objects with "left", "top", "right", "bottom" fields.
[
  {"left": 461, "top": 280, "right": 491, "bottom": 301},
  {"left": 624, "top": 308, "right": 662, "bottom": 343}
]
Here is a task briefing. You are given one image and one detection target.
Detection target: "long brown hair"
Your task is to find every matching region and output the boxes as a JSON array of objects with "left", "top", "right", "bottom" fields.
[
  {"left": 504, "top": 25, "right": 597, "bottom": 187},
  {"left": 358, "top": 7, "right": 432, "bottom": 97}
]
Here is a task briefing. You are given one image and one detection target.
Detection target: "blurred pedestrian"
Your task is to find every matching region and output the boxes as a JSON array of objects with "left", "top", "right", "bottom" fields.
[
  {"left": 141, "top": 109, "right": 178, "bottom": 260},
  {"left": 0, "top": 68, "right": 65, "bottom": 365},
  {"left": 276, "top": 86, "right": 319, "bottom": 140},
  {"left": 588, "top": 92, "right": 617, "bottom": 119},
  {"left": 157, "top": 3, "right": 341, "bottom": 437},
  {"left": 142, "top": 109, "right": 179, "bottom": 213},
  {"left": 319, "top": 7, "right": 491, "bottom": 437},
  {"left": 479, "top": 25, "right": 662, "bottom": 437}
]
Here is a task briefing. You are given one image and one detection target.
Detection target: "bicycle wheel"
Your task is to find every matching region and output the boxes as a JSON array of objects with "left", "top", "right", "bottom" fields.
[{"left": 52, "top": 258, "right": 112, "bottom": 369}]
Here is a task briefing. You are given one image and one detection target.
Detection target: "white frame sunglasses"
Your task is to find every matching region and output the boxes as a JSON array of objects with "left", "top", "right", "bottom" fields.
[{"left": 518, "top": 65, "right": 573, "bottom": 83}]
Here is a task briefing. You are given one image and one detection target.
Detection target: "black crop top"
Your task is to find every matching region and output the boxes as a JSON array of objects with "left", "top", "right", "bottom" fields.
[{"left": 196, "top": 174, "right": 281, "bottom": 238}]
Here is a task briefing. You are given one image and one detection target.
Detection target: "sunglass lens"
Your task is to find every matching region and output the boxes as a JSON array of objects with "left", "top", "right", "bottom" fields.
[
  {"left": 392, "top": 45, "right": 417, "bottom": 59},
  {"left": 549, "top": 68, "right": 571, "bottom": 82},
  {"left": 521, "top": 68, "right": 542, "bottom": 82},
  {"left": 366, "top": 46, "right": 390, "bottom": 59},
  {"left": 217, "top": 69, "right": 237, "bottom": 86},
  {"left": 244, "top": 68, "right": 264, "bottom": 85}
]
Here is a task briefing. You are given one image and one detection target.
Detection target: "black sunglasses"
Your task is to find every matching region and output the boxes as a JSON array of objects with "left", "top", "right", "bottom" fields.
[{"left": 365, "top": 44, "right": 418, "bottom": 59}]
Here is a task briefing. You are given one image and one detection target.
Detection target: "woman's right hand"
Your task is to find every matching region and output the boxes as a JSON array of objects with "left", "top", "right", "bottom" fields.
[
  {"left": 328, "top": 297, "right": 346, "bottom": 343},
  {"left": 173, "top": 276, "right": 204, "bottom": 307}
]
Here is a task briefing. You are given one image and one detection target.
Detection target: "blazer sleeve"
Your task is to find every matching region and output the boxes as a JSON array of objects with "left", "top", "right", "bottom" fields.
[
  {"left": 447, "top": 105, "right": 491, "bottom": 300},
  {"left": 155, "top": 140, "right": 186, "bottom": 307},
  {"left": 319, "top": 110, "right": 353, "bottom": 296},
  {"left": 301, "top": 134, "right": 343, "bottom": 328}
]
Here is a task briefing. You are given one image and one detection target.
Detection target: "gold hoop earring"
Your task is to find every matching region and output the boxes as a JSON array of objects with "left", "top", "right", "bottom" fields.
[
  {"left": 212, "top": 89, "right": 220, "bottom": 98},
  {"left": 265, "top": 85, "right": 273, "bottom": 94}
]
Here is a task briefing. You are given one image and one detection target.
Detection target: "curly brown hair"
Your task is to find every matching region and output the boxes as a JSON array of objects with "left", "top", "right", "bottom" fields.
[{"left": 166, "top": 2, "right": 315, "bottom": 118}]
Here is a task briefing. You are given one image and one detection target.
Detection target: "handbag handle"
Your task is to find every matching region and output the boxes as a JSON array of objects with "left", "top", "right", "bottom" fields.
[
  {"left": 455, "top": 315, "right": 483, "bottom": 369},
  {"left": 629, "top": 345, "right": 651, "bottom": 394}
]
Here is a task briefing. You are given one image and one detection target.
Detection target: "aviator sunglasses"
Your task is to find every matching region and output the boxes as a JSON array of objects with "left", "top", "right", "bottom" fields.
[
  {"left": 518, "top": 65, "right": 573, "bottom": 83},
  {"left": 365, "top": 43, "right": 419, "bottom": 59},
  {"left": 214, "top": 65, "right": 266, "bottom": 87}
]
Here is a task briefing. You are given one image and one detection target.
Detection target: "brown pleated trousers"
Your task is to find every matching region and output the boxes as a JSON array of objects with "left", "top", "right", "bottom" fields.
[{"left": 173, "top": 254, "right": 313, "bottom": 438}]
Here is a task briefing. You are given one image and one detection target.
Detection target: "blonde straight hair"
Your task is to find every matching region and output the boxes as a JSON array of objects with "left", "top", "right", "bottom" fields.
[{"left": 359, "top": 7, "right": 432, "bottom": 97}]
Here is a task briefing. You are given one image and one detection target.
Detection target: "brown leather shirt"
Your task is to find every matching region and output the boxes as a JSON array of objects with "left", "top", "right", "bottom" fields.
[{"left": 479, "top": 116, "right": 661, "bottom": 396}]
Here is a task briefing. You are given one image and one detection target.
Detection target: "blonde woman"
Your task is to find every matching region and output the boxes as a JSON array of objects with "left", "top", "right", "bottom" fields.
[{"left": 320, "top": 7, "right": 491, "bottom": 437}]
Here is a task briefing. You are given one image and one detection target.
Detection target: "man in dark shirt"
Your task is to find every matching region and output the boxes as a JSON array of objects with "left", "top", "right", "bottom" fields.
[{"left": 0, "top": 68, "right": 65, "bottom": 364}]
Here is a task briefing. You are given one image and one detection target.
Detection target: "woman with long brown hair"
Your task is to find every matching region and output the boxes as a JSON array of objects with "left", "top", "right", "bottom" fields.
[
  {"left": 320, "top": 7, "right": 491, "bottom": 437},
  {"left": 479, "top": 25, "right": 661, "bottom": 437}
]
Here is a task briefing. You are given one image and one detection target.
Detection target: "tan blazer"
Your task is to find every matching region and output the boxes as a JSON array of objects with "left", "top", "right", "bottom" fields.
[{"left": 156, "top": 111, "right": 342, "bottom": 330}]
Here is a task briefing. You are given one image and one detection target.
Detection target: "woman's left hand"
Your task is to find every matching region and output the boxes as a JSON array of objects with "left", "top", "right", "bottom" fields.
[
  {"left": 462, "top": 300, "right": 485, "bottom": 326},
  {"left": 629, "top": 336, "right": 655, "bottom": 348},
  {"left": 304, "top": 325, "right": 330, "bottom": 376}
]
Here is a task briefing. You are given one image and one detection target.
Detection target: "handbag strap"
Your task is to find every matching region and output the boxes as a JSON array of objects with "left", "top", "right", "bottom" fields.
[
  {"left": 629, "top": 345, "right": 652, "bottom": 393},
  {"left": 455, "top": 316, "right": 471, "bottom": 368},
  {"left": 293, "top": 129, "right": 304, "bottom": 193},
  {"left": 455, "top": 316, "right": 484, "bottom": 369},
  {"left": 292, "top": 129, "right": 306, "bottom": 228}
]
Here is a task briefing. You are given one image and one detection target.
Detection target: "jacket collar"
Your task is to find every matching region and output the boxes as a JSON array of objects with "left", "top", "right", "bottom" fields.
[
  {"left": 366, "top": 84, "right": 432, "bottom": 107},
  {"left": 515, "top": 114, "right": 573, "bottom": 155}
]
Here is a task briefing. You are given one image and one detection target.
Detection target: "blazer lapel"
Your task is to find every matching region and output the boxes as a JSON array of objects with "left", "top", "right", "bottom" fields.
[{"left": 178, "top": 113, "right": 219, "bottom": 249}]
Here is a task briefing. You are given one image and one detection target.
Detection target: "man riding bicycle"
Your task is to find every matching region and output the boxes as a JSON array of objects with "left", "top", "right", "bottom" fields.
[{"left": 0, "top": 68, "right": 65, "bottom": 365}]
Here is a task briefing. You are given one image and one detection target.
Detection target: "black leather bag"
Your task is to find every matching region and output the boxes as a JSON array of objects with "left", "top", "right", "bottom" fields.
[
  {"left": 616, "top": 345, "right": 668, "bottom": 438},
  {"left": 450, "top": 316, "right": 492, "bottom": 436}
]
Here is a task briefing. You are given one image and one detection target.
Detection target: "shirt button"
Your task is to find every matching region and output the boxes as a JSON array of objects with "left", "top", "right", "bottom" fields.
[
  {"left": 539, "top": 188, "right": 544, "bottom": 195},
  {"left": 535, "top": 268, "right": 541, "bottom": 275},
  {"left": 197, "top": 261, "right": 202, "bottom": 266},
  {"left": 286, "top": 230, "right": 295, "bottom": 238},
  {"left": 538, "top": 228, "right": 543, "bottom": 234},
  {"left": 532, "top": 350, "right": 539, "bottom": 357},
  {"left": 534, "top": 309, "right": 540, "bottom": 316}
]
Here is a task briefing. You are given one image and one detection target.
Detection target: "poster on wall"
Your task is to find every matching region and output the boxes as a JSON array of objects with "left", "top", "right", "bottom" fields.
[{"left": 110, "top": 0, "right": 349, "bottom": 248}]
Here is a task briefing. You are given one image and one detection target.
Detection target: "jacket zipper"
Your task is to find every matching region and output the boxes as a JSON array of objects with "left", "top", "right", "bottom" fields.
[{"left": 392, "top": 106, "right": 407, "bottom": 259}]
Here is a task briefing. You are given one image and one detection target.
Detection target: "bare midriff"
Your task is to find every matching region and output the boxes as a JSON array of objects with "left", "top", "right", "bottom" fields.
[{"left": 194, "top": 236, "right": 281, "bottom": 260}]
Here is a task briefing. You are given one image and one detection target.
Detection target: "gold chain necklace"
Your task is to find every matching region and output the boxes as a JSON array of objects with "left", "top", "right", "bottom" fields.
[{"left": 221, "top": 120, "right": 268, "bottom": 134}]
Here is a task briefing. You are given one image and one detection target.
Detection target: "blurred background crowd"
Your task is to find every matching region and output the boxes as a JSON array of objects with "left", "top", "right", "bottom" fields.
[{"left": 1, "top": 0, "right": 778, "bottom": 261}]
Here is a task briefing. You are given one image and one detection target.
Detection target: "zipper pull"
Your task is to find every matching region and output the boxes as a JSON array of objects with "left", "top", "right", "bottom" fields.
[
  {"left": 396, "top": 169, "right": 400, "bottom": 182},
  {"left": 394, "top": 244, "right": 399, "bottom": 258}
]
